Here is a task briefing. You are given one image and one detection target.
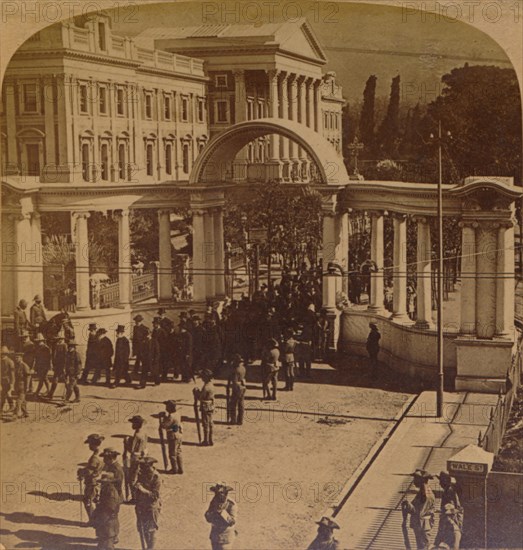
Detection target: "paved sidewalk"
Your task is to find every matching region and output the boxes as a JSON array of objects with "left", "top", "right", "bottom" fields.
[{"left": 330, "top": 391, "right": 498, "bottom": 550}]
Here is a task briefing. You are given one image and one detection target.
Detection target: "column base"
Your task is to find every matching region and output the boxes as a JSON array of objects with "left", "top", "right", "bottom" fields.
[
  {"left": 414, "top": 320, "right": 435, "bottom": 330},
  {"left": 367, "top": 306, "right": 388, "bottom": 316},
  {"left": 265, "top": 159, "right": 283, "bottom": 182},
  {"left": 391, "top": 312, "right": 413, "bottom": 324}
]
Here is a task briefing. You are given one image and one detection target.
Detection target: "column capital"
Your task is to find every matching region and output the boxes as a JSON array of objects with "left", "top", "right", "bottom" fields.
[
  {"left": 266, "top": 69, "right": 280, "bottom": 81},
  {"left": 72, "top": 211, "right": 91, "bottom": 221},
  {"left": 367, "top": 210, "right": 384, "bottom": 219},
  {"left": 390, "top": 212, "right": 407, "bottom": 221},
  {"left": 412, "top": 215, "right": 430, "bottom": 224},
  {"left": 459, "top": 220, "right": 479, "bottom": 229},
  {"left": 190, "top": 208, "right": 207, "bottom": 216},
  {"left": 233, "top": 69, "right": 245, "bottom": 78},
  {"left": 158, "top": 208, "right": 171, "bottom": 217},
  {"left": 113, "top": 209, "right": 130, "bottom": 220}
]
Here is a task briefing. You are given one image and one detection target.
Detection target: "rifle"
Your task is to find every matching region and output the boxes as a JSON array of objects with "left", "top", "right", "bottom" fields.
[
  {"left": 157, "top": 416, "right": 168, "bottom": 471},
  {"left": 226, "top": 380, "right": 231, "bottom": 424},
  {"left": 122, "top": 437, "right": 130, "bottom": 502},
  {"left": 192, "top": 387, "right": 202, "bottom": 444}
]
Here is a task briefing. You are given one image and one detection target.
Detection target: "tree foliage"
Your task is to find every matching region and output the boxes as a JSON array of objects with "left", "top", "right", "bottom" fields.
[
  {"left": 378, "top": 75, "right": 401, "bottom": 158},
  {"left": 359, "top": 75, "right": 377, "bottom": 155}
]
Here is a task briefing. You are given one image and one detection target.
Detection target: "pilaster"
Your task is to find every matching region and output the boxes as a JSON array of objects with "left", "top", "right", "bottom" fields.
[{"left": 72, "top": 212, "right": 91, "bottom": 311}]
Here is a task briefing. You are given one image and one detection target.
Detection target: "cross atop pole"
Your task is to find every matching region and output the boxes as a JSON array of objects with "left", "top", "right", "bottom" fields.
[{"left": 348, "top": 137, "right": 364, "bottom": 176}]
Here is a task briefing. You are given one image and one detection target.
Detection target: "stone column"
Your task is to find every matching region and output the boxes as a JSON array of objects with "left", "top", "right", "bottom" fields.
[
  {"left": 368, "top": 211, "right": 385, "bottom": 314},
  {"left": 233, "top": 69, "right": 248, "bottom": 181},
  {"left": 14, "top": 212, "right": 34, "bottom": 303},
  {"left": 213, "top": 207, "right": 226, "bottom": 299},
  {"left": 158, "top": 209, "right": 172, "bottom": 301},
  {"left": 415, "top": 217, "right": 434, "bottom": 328},
  {"left": 115, "top": 210, "right": 131, "bottom": 307},
  {"left": 192, "top": 210, "right": 206, "bottom": 302},
  {"left": 43, "top": 76, "right": 56, "bottom": 178},
  {"left": 30, "top": 212, "right": 44, "bottom": 301},
  {"left": 266, "top": 69, "right": 282, "bottom": 181},
  {"left": 297, "top": 76, "right": 309, "bottom": 180},
  {"left": 314, "top": 79, "right": 322, "bottom": 134},
  {"left": 476, "top": 222, "right": 497, "bottom": 339},
  {"left": 460, "top": 221, "right": 477, "bottom": 335},
  {"left": 306, "top": 78, "right": 314, "bottom": 128},
  {"left": 337, "top": 211, "right": 349, "bottom": 297},
  {"left": 4, "top": 80, "right": 18, "bottom": 174},
  {"left": 278, "top": 73, "right": 290, "bottom": 178},
  {"left": 392, "top": 213, "right": 410, "bottom": 322},
  {"left": 322, "top": 210, "right": 339, "bottom": 351},
  {"left": 73, "top": 212, "right": 90, "bottom": 311},
  {"left": 204, "top": 210, "right": 215, "bottom": 300},
  {"left": 287, "top": 74, "right": 299, "bottom": 174},
  {"left": 496, "top": 220, "right": 515, "bottom": 337},
  {"left": 57, "top": 74, "right": 74, "bottom": 180}
]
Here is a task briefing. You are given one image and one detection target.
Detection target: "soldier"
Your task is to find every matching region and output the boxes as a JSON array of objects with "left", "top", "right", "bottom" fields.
[
  {"left": 297, "top": 323, "right": 313, "bottom": 379},
  {"left": 64, "top": 340, "right": 82, "bottom": 403},
  {"left": 134, "top": 456, "right": 162, "bottom": 550},
  {"left": 13, "top": 351, "right": 34, "bottom": 418},
  {"left": 33, "top": 334, "right": 52, "bottom": 398},
  {"left": 401, "top": 469, "right": 435, "bottom": 550},
  {"left": 20, "top": 331, "right": 35, "bottom": 393},
  {"left": 317, "top": 310, "right": 330, "bottom": 361},
  {"left": 80, "top": 323, "right": 98, "bottom": 384},
  {"left": 177, "top": 322, "right": 193, "bottom": 383},
  {"left": 139, "top": 328, "right": 160, "bottom": 389},
  {"left": 132, "top": 315, "right": 148, "bottom": 375},
  {"left": 1, "top": 346, "right": 15, "bottom": 413},
  {"left": 282, "top": 328, "right": 297, "bottom": 392},
  {"left": 30, "top": 294, "right": 47, "bottom": 336},
  {"left": 159, "top": 400, "right": 183, "bottom": 474},
  {"left": 48, "top": 333, "right": 67, "bottom": 399},
  {"left": 14, "top": 299, "right": 30, "bottom": 350},
  {"left": 114, "top": 325, "right": 131, "bottom": 386},
  {"left": 191, "top": 315, "right": 204, "bottom": 373},
  {"left": 152, "top": 317, "right": 168, "bottom": 383},
  {"left": 203, "top": 317, "right": 222, "bottom": 375},
  {"left": 92, "top": 328, "right": 114, "bottom": 387},
  {"left": 92, "top": 448, "right": 123, "bottom": 550},
  {"left": 123, "top": 415, "right": 148, "bottom": 503},
  {"left": 78, "top": 433, "right": 105, "bottom": 523},
  {"left": 205, "top": 483, "right": 237, "bottom": 550},
  {"left": 227, "top": 355, "right": 246, "bottom": 425},
  {"left": 308, "top": 516, "right": 341, "bottom": 550},
  {"left": 195, "top": 369, "right": 215, "bottom": 446},
  {"left": 261, "top": 338, "right": 280, "bottom": 401},
  {"left": 366, "top": 322, "right": 381, "bottom": 378}
]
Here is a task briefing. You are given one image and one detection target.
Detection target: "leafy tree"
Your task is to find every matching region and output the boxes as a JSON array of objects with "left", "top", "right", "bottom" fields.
[
  {"left": 377, "top": 75, "right": 401, "bottom": 158},
  {"left": 359, "top": 75, "right": 377, "bottom": 156},
  {"left": 130, "top": 210, "right": 159, "bottom": 265}
]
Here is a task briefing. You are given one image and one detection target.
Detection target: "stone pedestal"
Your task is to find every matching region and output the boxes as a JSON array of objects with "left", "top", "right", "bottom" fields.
[{"left": 448, "top": 444, "right": 494, "bottom": 550}]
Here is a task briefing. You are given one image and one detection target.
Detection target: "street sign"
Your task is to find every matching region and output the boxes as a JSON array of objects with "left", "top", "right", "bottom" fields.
[{"left": 249, "top": 227, "right": 268, "bottom": 244}]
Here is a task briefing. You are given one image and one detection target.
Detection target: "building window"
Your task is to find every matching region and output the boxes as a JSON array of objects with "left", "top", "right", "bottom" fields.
[
  {"left": 164, "top": 95, "right": 171, "bottom": 120},
  {"left": 26, "top": 144, "right": 40, "bottom": 175},
  {"left": 118, "top": 143, "right": 126, "bottom": 180},
  {"left": 247, "top": 100, "right": 253, "bottom": 120},
  {"left": 100, "top": 143, "right": 109, "bottom": 181},
  {"left": 23, "top": 83, "right": 38, "bottom": 112},
  {"left": 198, "top": 142, "right": 205, "bottom": 154},
  {"left": 79, "top": 85, "right": 88, "bottom": 113},
  {"left": 165, "top": 143, "right": 172, "bottom": 175},
  {"left": 116, "top": 88, "right": 125, "bottom": 116},
  {"left": 98, "top": 22, "right": 106, "bottom": 51},
  {"left": 216, "top": 100, "right": 228, "bottom": 123},
  {"left": 182, "top": 143, "right": 189, "bottom": 174},
  {"left": 215, "top": 74, "right": 228, "bottom": 88},
  {"left": 181, "top": 97, "right": 189, "bottom": 122},
  {"left": 82, "top": 143, "right": 90, "bottom": 181},
  {"left": 323, "top": 112, "right": 328, "bottom": 129},
  {"left": 99, "top": 86, "right": 107, "bottom": 114},
  {"left": 197, "top": 99, "right": 205, "bottom": 123},
  {"left": 145, "top": 93, "right": 152, "bottom": 119},
  {"left": 146, "top": 143, "right": 154, "bottom": 176}
]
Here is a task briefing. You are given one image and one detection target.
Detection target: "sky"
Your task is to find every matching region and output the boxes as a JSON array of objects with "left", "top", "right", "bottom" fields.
[{"left": 110, "top": 1, "right": 512, "bottom": 106}]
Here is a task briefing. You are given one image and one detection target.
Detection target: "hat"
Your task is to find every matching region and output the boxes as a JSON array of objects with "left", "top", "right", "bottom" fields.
[
  {"left": 116, "top": 325, "right": 126, "bottom": 333},
  {"left": 129, "top": 415, "right": 145, "bottom": 425},
  {"left": 369, "top": 323, "right": 378, "bottom": 329},
  {"left": 34, "top": 294, "right": 42, "bottom": 301},
  {"left": 152, "top": 316, "right": 161, "bottom": 324},
  {"left": 436, "top": 470, "right": 452, "bottom": 482},
  {"left": 67, "top": 340, "right": 78, "bottom": 346},
  {"left": 180, "top": 312, "right": 188, "bottom": 318},
  {"left": 164, "top": 400, "right": 177, "bottom": 411},
  {"left": 210, "top": 482, "right": 233, "bottom": 494},
  {"left": 134, "top": 315, "right": 144, "bottom": 322},
  {"left": 411, "top": 469, "right": 433, "bottom": 481},
  {"left": 34, "top": 333, "right": 45, "bottom": 342},
  {"left": 192, "top": 315, "right": 201, "bottom": 322},
  {"left": 157, "top": 308, "right": 166, "bottom": 315},
  {"left": 1, "top": 346, "right": 11, "bottom": 354},
  {"left": 138, "top": 456, "right": 158, "bottom": 465},
  {"left": 201, "top": 369, "right": 213, "bottom": 380},
  {"left": 84, "top": 434, "right": 105, "bottom": 444},
  {"left": 96, "top": 328, "right": 107, "bottom": 335},
  {"left": 316, "top": 516, "right": 340, "bottom": 530},
  {"left": 19, "top": 299, "right": 28, "bottom": 307},
  {"left": 88, "top": 323, "right": 97, "bottom": 330},
  {"left": 100, "top": 447, "right": 120, "bottom": 457}
]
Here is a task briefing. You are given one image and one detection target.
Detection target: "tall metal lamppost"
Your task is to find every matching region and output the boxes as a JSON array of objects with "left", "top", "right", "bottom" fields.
[{"left": 430, "top": 121, "right": 452, "bottom": 418}]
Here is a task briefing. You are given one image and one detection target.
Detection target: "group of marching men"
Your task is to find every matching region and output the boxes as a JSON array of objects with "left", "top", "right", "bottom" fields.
[{"left": 76, "top": 398, "right": 239, "bottom": 550}]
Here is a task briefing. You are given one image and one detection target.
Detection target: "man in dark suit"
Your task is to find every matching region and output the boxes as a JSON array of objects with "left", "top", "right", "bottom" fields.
[
  {"left": 139, "top": 328, "right": 160, "bottom": 388},
  {"left": 92, "top": 328, "right": 114, "bottom": 387},
  {"left": 114, "top": 325, "right": 131, "bottom": 386},
  {"left": 132, "top": 315, "right": 148, "bottom": 375}
]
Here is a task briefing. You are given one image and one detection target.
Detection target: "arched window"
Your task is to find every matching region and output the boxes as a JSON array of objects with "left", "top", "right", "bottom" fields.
[
  {"left": 82, "top": 143, "right": 90, "bottom": 182},
  {"left": 118, "top": 143, "right": 126, "bottom": 180},
  {"left": 182, "top": 143, "right": 190, "bottom": 174},
  {"left": 165, "top": 143, "right": 172, "bottom": 175},
  {"left": 146, "top": 143, "right": 154, "bottom": 176},
  {"left": 100, "top": 143, "right": 109, "bottom": 181}
]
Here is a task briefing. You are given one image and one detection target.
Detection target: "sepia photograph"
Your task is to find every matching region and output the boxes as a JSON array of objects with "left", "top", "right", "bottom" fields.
[{"left": 0, "top": 1, "right": 522, "bottom": 548}]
